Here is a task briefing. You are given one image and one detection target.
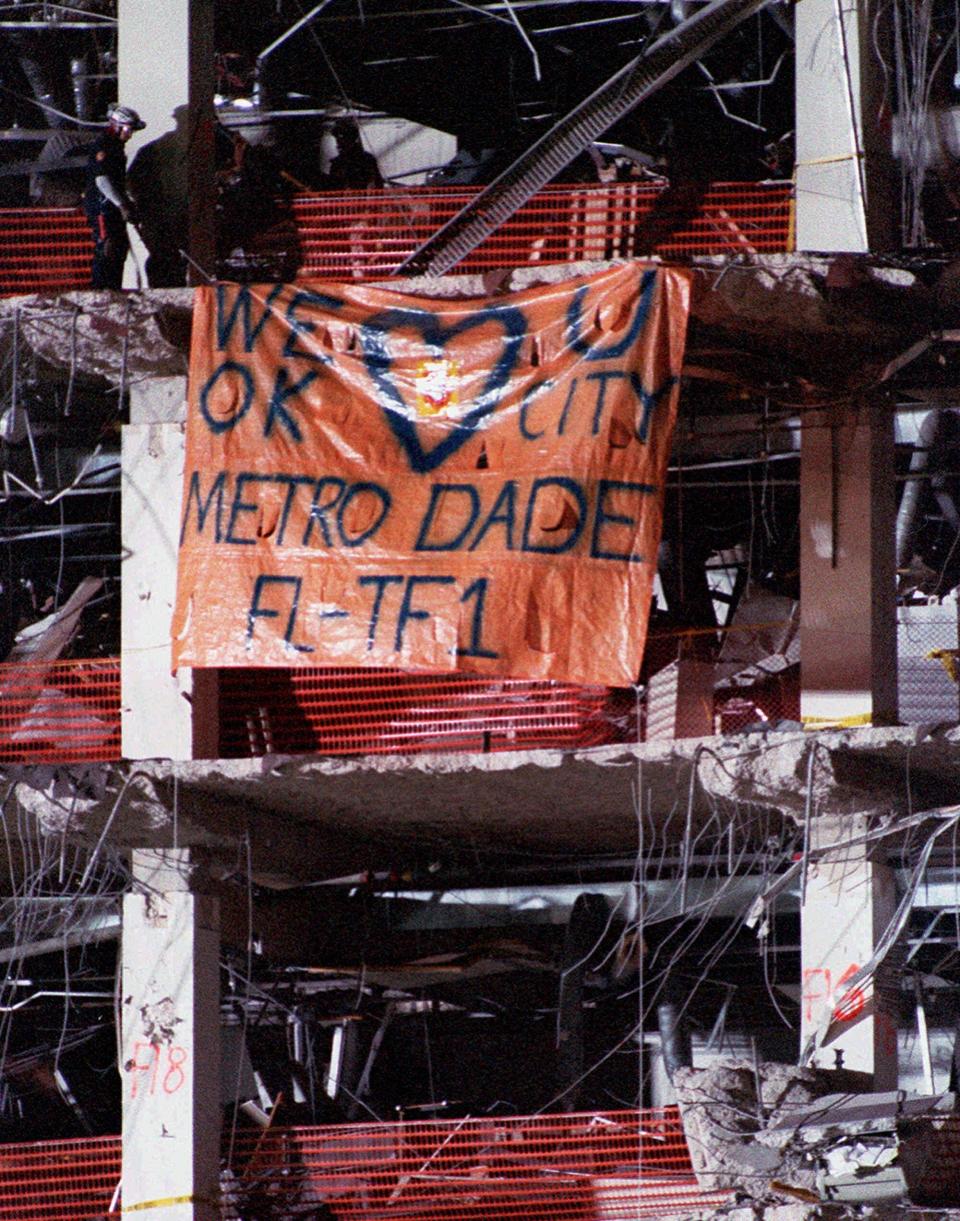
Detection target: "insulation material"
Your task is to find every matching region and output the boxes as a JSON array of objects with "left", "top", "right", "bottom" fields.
[
  {"left": 7, "top": 577, "right": 102, "bottom": 664},
  {"left": 174, "top": 264, "right": 691, "bottom": 686}
]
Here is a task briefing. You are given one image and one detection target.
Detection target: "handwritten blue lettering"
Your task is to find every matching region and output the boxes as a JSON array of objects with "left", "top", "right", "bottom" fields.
[
  {"left": 180, "top": 470, "right": 226, "bottom": 544},
  {"left": 199, "top": 361, "right": 255, "bottom": 435},
  {"left": 247, "top": 574, "right": 313, "bottom": 652},
  {"left": 521, "top": 477, "right": 587, "bottom": 554},
  {"left": 589, "top": 479, "right": 656, "bottom": 562},
  {"left": 395, "top": 575, "right": 456, "bottom": 651},
  {"left": 216, "top": 283, "right": 284, "bottom": 352},
  {"left": 566, "top": 269, "right": 657, "bottom": 360},
  {"left": 415, "top": 484, "right": 480, "bottom": 551},
  {"left": 282, "top": 290, "right": 342, "bottom": 363}
]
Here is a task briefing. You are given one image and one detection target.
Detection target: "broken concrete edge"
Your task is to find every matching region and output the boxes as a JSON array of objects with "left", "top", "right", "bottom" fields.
[
  {"left": 3, "top": 722, "right": 960, "bottom": 888},
  {"left": 679, "top": 1206, "right": 958, "bottom": 1221},
  {"left": 674, "top": 1060, "right": 960, "bottom": 1210},
  {"left": 0, "top": 248, "right": 941, "bottom": 393}
]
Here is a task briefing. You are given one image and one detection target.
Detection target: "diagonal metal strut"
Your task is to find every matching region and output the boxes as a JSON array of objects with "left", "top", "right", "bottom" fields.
[{"left": 396, "top": 0, "right": 776, "bottom": 277}]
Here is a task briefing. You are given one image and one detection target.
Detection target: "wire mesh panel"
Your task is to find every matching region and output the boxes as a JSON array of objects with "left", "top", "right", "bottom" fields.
[
  {"left": 904, "top": 1113, "right": 960, "bottom": 1204},
  {"left": 0, "top": 658, "right": 120, "bottom": 762},
  {"left": 217, "top": 666, "right": 638, "bottom": 758},
  {"left": 897, "top": 602, "right": 960, "bottom": 725}
]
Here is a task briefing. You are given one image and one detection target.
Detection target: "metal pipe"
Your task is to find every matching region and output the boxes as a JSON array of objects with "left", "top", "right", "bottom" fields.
[
  {"left": 256, "top": 0, "right": 335, "bottom": 67},
  {"left": 894, "top": 408, "right": 960, "bottom": 569},
  {"left": 0, "top": 921, "right": 119, "bottom": 965},
  {"left": 657, "top": 999, "right": 693, "bottom": 1081},
  {"left": 914, "top": 974, "right": 935, "bottom": 1093},
  {"left": 398, "top": 0, "right": 775, "bottom": 275},
  {"left": 70, "top": 54, "right": 91, "bottom": 122}
]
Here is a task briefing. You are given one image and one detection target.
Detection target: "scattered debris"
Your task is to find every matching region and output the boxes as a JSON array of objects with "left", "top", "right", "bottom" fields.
[{"left": 675, "top": 1062, "right": 960, "bottom": 1211}]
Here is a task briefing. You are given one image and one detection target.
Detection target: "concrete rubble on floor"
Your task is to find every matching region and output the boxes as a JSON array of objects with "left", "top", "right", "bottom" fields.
[{"left": 675, "top": 1060, "right": 960, "bottom": 1211}]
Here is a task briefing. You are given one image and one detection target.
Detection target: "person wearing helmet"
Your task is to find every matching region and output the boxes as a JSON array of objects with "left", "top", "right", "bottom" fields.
[{"left": 84, "top": 104, "right": 145, "bottom": 288}]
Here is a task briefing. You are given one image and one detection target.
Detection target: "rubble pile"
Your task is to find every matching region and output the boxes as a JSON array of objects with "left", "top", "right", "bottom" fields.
[
  {"left": 674, "top": 1061, "right": 871, "bottom": 1195},
  {"left": 675, "top": 1061, "right": 960, "bottom": 1212}
]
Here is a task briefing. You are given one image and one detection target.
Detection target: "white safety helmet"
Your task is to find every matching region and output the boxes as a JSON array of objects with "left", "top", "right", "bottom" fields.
[{"left": 107, "top": 103, "right": 145, "bottom": 131}]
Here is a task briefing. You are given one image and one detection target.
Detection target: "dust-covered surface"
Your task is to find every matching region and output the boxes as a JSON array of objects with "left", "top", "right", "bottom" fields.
[
  {"left": 0, "top": 288, "right": 193, "bottom": 387},
  {"left": 3, "top": 723, "right": 960, "bottom": 887},
  {"left": 674, "top": 1061, "right": 872, "bottom": 1195},
  {"left": 0, "top": 252, "right": 939, "bottom": 403},
  {"left": 676, "top": 1062, "right": 960, "bottom": 1213}
]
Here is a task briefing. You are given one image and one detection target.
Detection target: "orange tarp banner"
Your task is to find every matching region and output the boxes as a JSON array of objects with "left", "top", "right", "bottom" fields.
[{"left": 173, "top": 264, "right": 691, "bottom": 686}]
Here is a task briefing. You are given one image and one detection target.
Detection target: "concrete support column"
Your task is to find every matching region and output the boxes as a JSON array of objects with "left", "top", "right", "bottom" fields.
[
  {"left": 121, "top": 849, "right": 220, "bottom": 1220},
  {"left": 800, "top": 818, "right": 897, "bottom": 1088},
  {"left": 800, "top": 399, "right": 896, "bottom": 727},
  {"left": 121, "top": 381, "right": 219, "bottom": 760},
  {"left": 795, "top": 0, "right": 896, "bottom": 252},
  {"left": 118, "top": 0, "right": 215, "bottom": 284}
]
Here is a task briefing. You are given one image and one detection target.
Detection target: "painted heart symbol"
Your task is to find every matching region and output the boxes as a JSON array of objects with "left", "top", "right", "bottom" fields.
[{"left": 360, "top": 304, "right": 527, "bottom": 474}]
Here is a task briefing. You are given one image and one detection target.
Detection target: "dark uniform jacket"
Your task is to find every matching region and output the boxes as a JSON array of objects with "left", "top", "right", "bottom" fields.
[{"left": 84, "top": 131, "right": 128, "bottom": 221}]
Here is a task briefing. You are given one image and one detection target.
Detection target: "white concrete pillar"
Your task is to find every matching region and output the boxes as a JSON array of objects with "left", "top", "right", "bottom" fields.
[
  {"left": 121, "top": 849, "right": 220, "bottom": 1220},
  {"left": 800, "top": 400, "right": 896, "bottom": 726},
  {"left": 795, "top": 0, "right": 896, "bottom": 252},
  {"left": 121, "top": 380, "right": 219, "bottom": 760},
  {"left": 118, "top": 0, "right": 215, "bottom": 284},
  {"left": 800, "top": 818, "right": 898, "bottom": 1088}
]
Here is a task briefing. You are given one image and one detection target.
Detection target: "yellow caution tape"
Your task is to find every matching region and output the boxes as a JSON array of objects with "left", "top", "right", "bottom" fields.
[
  {"left": 124, "top": 1196, "right": 210, "bottom": 1213},
  {"left": 927, "top": 648, "right": 960, "bottom": 683},
  {"left": 795, "top": 152, "right": 864, "bottom": 167},
  {"left": 801, "top": 712, "right": 872, "bottom": 729}
]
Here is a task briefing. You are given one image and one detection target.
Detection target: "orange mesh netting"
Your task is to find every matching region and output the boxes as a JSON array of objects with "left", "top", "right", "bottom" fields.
[
  {"left": 0, "top": 658, "right": 120, "bottom": 763},
  {"left": 218, "top": 667, "right": 638, "bottom": 757},
  {"left": 282, "top": 180, "right": 793, "bottom": 277},
  {"left": 0, "top": 618, "right": 803, "bottom": 764},
  {"left": 0, "top": 209, "right": 93, "bottom": 295},
  {"left": 221, "top": 1108, "right": 725, "bottom": 1220},
  {"left": 0, "top": 644, "right": 800, "bottom": 764},
  {"left": 0, "top": 1107, "right": 729, "bottom": 1220},
  {"left": 0, "top": 1134, "right": 120, "bottom": 1220},
  {"left": 0, "top": 181, "right": 792, "bottom": 295}
]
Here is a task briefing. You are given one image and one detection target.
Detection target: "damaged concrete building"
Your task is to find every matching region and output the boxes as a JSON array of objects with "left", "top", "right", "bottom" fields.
[{"left": 5, "top": 0, "right": 960, "bottom": 1219}]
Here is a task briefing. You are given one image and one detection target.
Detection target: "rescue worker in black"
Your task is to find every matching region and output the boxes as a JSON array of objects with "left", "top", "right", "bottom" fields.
[{"left": 84, "top": 103, "right": 145, "bottom": 289}]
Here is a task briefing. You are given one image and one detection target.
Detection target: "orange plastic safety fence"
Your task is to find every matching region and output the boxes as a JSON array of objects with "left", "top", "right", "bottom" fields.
[
  {"left": 0, "top": 181, "right": 792, "bottom": 295},
  {"left": 0, "top": 629, "right": 803, "bottom": 764},
  {"left": 0, "top": 208, "right": 92, "bottom": 295},
  {"left": 286, "top": 180, "right": 794, "bottom": 277},
  {"left": 0, "top": 657, "right": 120, "bottom": 763},
  {"left": 217, "top": 666, "right": 638, "bottom": 757},
  {"left": 0, "top": 648, "right": 799, "bottom": 765},
  {"left": 222, "top": 1108, "right": 725, "bottom": 1220},
  {"left": 0, "top": 1133, "right": 120, "bottom": 1220},
  {"left": 0, "top": 1108, "right": 728, "bottom": 1220}
]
